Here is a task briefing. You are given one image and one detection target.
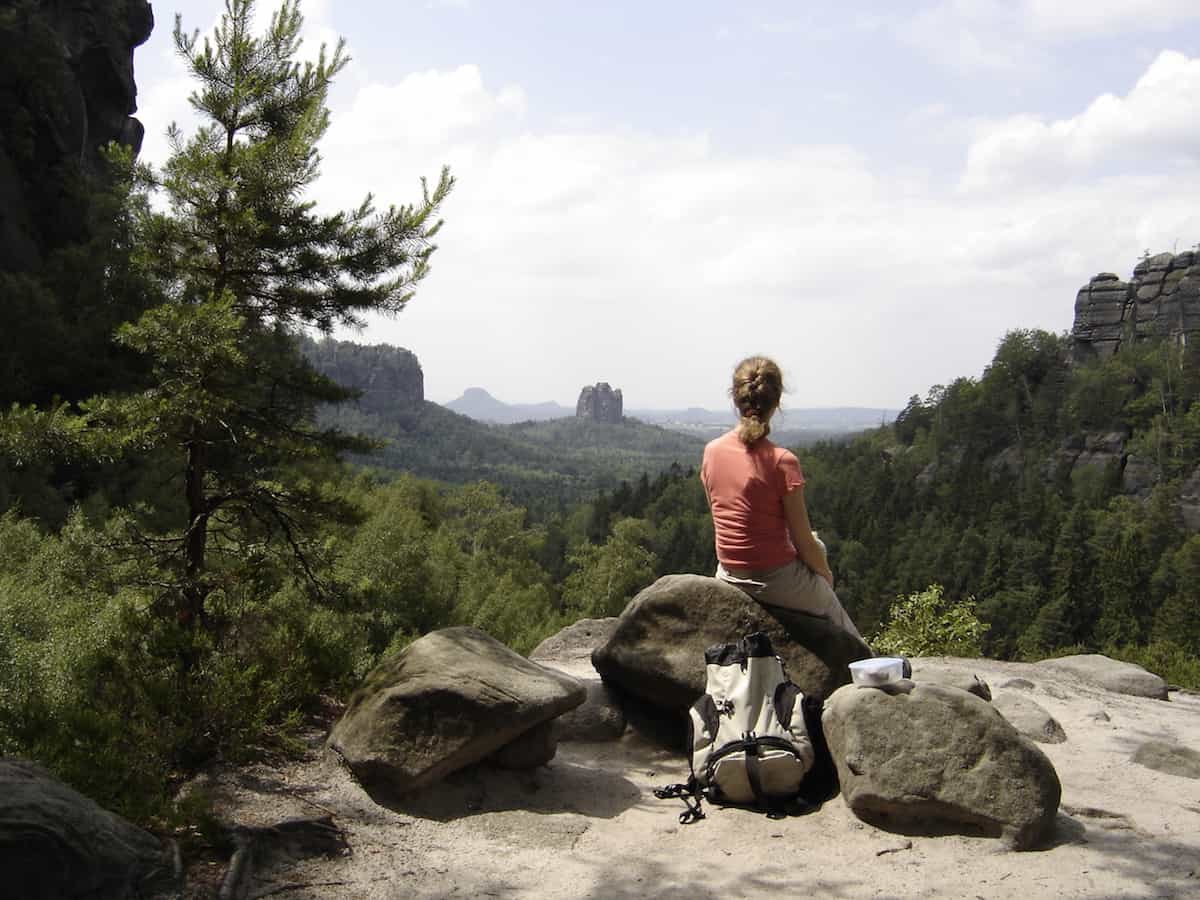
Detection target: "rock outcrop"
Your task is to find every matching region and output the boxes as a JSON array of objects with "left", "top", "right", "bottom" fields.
[
  {"left": 300, "top": 336, "right": 424, "bottom": 416},
  {"left": 0, "top": 759, "right": 176, "bottom": 900},
  {"left": 992, "top": 692, "right": 1067, "bottom": 744},
  {"left": 1034, "top": 654, "right": 1168, "bottom": 700},
  {"left": 531, "top": 618, "right": 628, "bottom": 741},
  {"left": 328, "top": 627, "right": 585, "bottom": 796},
  {"left": 822, "top": 682, "right": 1062, "bottom": 850},
  {"left": 576, "top": 382, "right": 623, "bottom": 423},
  {"left": 0, "top": 0, "right": 153, "bottom": 273},
  {"left": 909, "top": 659, "right": 992, "bottom": 700},
  {"left": 1071, "top": 251, "right": 1200, "bottom": 363},
  {"left": 1132, "top": 739, "right": 1200, "bottom": 779},
  {"left": 591, "top": 575, "right": 872, "bottom": 715}
]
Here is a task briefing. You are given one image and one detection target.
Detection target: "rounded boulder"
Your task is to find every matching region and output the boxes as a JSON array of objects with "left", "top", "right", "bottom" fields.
[
  {"left": 328, "top": 627, "right": 586, "bottom": 795},
  {"left": 592, "top": 574, "right": 872, "bottom": 714},
  {"left": 822, "top": 682, "right": 1061, "bottom": 850}
]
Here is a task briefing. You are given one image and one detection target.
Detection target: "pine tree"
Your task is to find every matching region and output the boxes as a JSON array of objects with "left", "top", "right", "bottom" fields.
[{"left": 90, "top": 0, "right": 453, "bottom": 634}]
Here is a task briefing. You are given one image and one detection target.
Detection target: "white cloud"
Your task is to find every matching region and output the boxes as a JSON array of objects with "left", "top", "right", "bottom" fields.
[
  {"left": 308, "top": 61, "right": 1200, "bottom": 408},
  {"left": 899, "top": 0, "right": 1037, "bottom": 75},
  {"left": 898, "top": 0, "right": 1200, "bottom": 75},
  {"left": 327, "top": 66, "right": 524, "bottom": 149},
  {"left": 1025, "top": 0, "right": 1200, "bottom": 38},
  {"left": 133, "top": 6, "right": 1200, "bottom": 409},
  {"left": 961, "top": 51, "right": 1200, "bottom": 192}
]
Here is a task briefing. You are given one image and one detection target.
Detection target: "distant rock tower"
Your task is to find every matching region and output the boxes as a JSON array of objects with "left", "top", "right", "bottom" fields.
[
  {"left": 576, "top": 382, "right": 623, "bottom": 423},
  {"left": 1071, "top": 250, "right": 1200, "bottom": 363}
]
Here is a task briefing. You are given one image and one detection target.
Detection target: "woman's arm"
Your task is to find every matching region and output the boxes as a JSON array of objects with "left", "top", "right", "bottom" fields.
[{"left": 782, "top": 487, "right": 834, "bottom": 588}]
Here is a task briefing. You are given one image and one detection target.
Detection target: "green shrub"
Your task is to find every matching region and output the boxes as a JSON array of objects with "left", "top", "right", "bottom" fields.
[
  {"left": 871, "top": 583, "right": 988, "bottom": 658},
  {"left": 0, "top": 510, "right": 368, "bottom": 820}
]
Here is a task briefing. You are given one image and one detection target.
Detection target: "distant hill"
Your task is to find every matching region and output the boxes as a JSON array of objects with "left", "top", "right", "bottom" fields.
[
  {"left": 302, "top": 340, "right": 889, "bottom": 502},
  {"left": 445, "top": 387, "right": 572, "bottom": 424},
  {"left": 320, "top": 400, "right": 703, "bottom": 508},
  {"left": 630, "top": 406, "right": 896, "bottom": 446},
  {"left": 300, "top": 341, "right": 705, "bottom": 505},
  {"left": 443, "top": 389, "right": 895, "bottom": 446}
]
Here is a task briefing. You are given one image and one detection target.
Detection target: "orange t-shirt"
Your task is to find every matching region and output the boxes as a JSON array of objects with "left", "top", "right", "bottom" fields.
[{"left": 700, "top": 429, "right": 806, "bottom": 571}]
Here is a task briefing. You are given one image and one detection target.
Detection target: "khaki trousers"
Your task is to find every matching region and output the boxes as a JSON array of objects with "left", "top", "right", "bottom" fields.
[{"left": 716, "top": 558, "right": 864, "bottom": 642}]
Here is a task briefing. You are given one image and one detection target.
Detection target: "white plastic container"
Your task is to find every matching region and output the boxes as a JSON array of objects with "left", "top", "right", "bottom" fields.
[{"left": 849, "top": 657, "right": 906, "bottom": 686}]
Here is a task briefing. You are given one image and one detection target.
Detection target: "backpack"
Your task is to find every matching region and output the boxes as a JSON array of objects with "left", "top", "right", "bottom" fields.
[{"left": 655, "top": 632, "right": 818, "bottom": 823}]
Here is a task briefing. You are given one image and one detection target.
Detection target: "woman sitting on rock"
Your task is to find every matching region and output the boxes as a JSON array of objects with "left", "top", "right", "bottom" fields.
[{"left": 700, "top": 355, "right": 863, "bottom": 640}]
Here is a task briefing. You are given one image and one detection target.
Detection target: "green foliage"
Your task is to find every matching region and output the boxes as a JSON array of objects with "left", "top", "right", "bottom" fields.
[
  {"left": 0, "top": 0, "right": 456, "bottom": 817},
  {"left": 0, "top": 509, "right": 368, "bottom": 820},
  {"left": 317, "top": 394, "right": 706, "bottom": 514},
  {"left": 871, "top": 584, "right": 987, "bottom": 658},
  {"left": 561, "top": 517, "right": 658, "bottom": 618},
  {"left": 800, "top": 326, "right": 1200, "bottom": 680}
]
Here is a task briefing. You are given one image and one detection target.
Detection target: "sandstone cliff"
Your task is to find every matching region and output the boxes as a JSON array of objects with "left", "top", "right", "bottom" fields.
[
  {"left": 1071, "top": 250, "right": 1200, "bottom": 362},
  {"left": 0, "top": 0, "right": 153, "bottom": 273},
  {"left": 576, "top": 382, "right": 623, "bottom": 424},
  {"left": 300, "top": 337, "right": 425, "bottom": 417}
]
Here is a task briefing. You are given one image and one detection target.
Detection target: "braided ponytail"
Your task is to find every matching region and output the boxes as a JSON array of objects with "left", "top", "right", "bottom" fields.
[{"left": 731, "top": 356, "right": 783, "bottom": 444}]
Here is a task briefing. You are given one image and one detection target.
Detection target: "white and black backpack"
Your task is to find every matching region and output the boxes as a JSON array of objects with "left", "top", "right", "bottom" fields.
[{"left": 655, "top": 632, "right": 822, "bottom": 823}]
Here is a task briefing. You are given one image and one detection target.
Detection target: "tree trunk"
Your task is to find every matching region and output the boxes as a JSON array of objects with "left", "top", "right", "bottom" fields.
[{"left": 182, "top": 421, "right": 210, "bottom": 629}]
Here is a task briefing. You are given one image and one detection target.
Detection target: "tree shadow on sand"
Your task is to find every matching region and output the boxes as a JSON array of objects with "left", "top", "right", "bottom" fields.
[
  {"left": 576, "top": 854, "right": 869, "bottom": 900},
  {"left": 363, "top": 756, "right": 643, "bottom": 823},
  {"left": 1048, "top": 808, "right": 1200, "bottom": 897}
]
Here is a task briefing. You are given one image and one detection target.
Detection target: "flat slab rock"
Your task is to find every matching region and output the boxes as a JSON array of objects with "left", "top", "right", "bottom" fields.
[
  {"left": 1034, "top": 654, "right": 1167, "bottom": 700},
  {"left": 531, "top": 618, "right": 627, "bottom": 742},
  {"left": 1132, "top": 740, "right": 1200, "bottom": 779},
  {"left": 822, "top": 682, "right": 1061, "bottom": 850},
  {"left": 910, "top": 659, "right": 992, "bottom": 700},
  {"left": 0, "top": 759, "right": 176, "bottom": 900},
  {"left": 592, "top": 574, "right": 872, "bottom": 714},
  {"left": 993, "top": 693, "right": 1067, "bottom": 744},
  {"left": 530, "top": 617, "right": 618, "bottom": 665},
  {"left": 328, "top": 626, "right": 585, "bottom": 795}
]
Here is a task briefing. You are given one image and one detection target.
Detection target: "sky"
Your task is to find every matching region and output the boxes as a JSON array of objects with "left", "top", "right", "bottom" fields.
[{"left": 133, "top": 0, "right": 1200, "bottom": 411}]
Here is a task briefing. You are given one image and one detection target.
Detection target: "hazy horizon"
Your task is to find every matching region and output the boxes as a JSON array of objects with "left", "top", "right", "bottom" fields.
[
  {"left": 135, "top": 1, "right": 1200, "bottom": 410},
  {"left": 436, "top": 383, "right": 896, "bottom": 414}
]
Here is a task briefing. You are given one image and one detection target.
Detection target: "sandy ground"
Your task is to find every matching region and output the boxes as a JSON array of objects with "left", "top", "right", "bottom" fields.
[{"left": 195, "top": 657, "right": 1200, "bottom": 900}]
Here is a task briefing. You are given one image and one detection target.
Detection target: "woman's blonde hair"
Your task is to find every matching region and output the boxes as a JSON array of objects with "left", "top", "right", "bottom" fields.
[{"left": 731, "top": 356, "right": 783, "bottom": 444}]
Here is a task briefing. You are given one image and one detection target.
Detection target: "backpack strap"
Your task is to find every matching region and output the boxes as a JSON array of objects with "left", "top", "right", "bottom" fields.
[
  {"left": 741, "top": 733, "right": 796, "bottom": 820},
  {"left": 653, "top": 776, "right": 706, "bottom": 824},
  {"left": 743, "top": 733, "right": 765, "bottom": 803}
]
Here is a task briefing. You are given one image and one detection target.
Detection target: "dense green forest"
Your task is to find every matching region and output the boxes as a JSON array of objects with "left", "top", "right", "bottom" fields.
[
  {"left": 1, "top": 0, "right": 1197, "bottom": 829},
  {"left": 297, "top": 334, "right": 708, "bottom": 511},
  {"left": 804, "top": 331, "right": 1200, "bottom": 680},
  {"left": 319, "top": 395, "right": 706, "bottom": 512}
]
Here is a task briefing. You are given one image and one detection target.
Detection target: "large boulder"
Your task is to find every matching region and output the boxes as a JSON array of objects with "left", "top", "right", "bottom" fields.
[
  {"left": 328, "top": 627, "right": 586, "bottom": 795},
  {"left": 822, "top": 682, "right": 1061, "bottom": 850},
  {"left": 1034, "top": 654, "right": 1167, "bottom": 700},
  {"left": 0, "top": 759, "right": 176, "bottom": 900},
  {"left": 592, "top": 575, "right": 872, "bottom": 714}
]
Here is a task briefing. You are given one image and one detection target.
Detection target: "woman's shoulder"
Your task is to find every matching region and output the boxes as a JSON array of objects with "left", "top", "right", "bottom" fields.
[
  {"left": 704, "top": 429, "right": 741, "bottom": 452},
  {"left": 766, "top": 440, "right": 802, "bottom": 467}
]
